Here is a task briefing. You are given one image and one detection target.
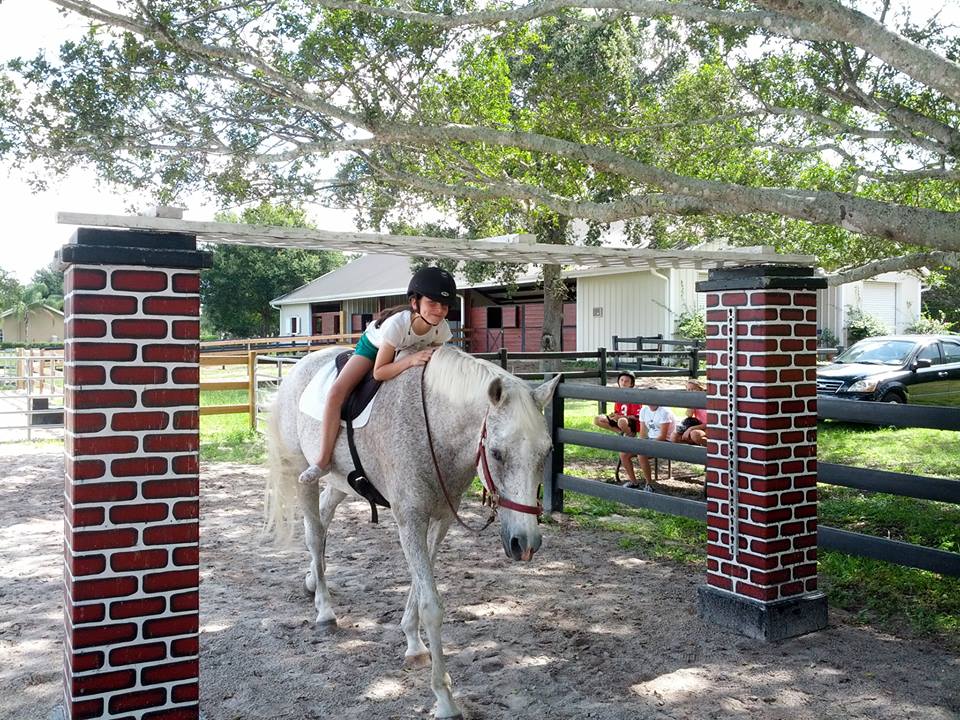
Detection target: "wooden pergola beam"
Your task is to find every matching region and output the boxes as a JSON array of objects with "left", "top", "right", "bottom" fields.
[{"left": 58, "top": 212, "right": 818, "bottom": 270}]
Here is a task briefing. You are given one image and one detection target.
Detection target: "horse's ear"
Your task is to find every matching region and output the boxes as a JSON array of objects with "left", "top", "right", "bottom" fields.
[
  {"left": 533, "top": 374, "right": 562, "bottom": 410},
  {"left": 487, "top": 377, "right": 505, "bottom": 407}
]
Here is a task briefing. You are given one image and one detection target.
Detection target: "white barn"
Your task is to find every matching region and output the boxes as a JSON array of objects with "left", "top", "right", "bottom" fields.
[
  {"left": 817, "top": 272, "right": 923, "bottom": 345},
  {"left": 272, "top": 254, "right": 922, "bottom": 351}
]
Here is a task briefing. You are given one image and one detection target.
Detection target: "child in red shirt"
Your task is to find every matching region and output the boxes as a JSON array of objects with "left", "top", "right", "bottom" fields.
[{"left": 593, "top": 370, "right": 643, "bottom": 484}]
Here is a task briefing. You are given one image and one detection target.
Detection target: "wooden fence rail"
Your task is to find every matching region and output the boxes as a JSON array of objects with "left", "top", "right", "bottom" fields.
[
  {"left": 0, "top": 350, "right": 65, "bottom": 440},
  {"left": 200, "top": 328, "right": 470, "bottom": 355}
]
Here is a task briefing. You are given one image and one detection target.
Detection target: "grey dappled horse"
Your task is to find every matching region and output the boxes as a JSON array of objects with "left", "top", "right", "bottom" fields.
[{"left": 265, "top": 345, "right": 560, "bottom": 719}]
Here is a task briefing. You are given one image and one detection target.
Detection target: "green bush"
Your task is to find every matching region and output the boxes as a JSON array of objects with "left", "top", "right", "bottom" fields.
[
  {"left": 906, "top": 312, "right": 955, "bottom": 335},
  {"left": 818, "top": 327, "right": 840, "bottom": 348},
  {"left": 846, "top": 307, "right": 889, "bottom": 344},
  {"left": 675, "top": 308, "right": 706, "bottom": 342}
]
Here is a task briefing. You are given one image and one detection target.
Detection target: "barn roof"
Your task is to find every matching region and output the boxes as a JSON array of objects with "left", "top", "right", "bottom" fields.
[
  {"left": 272, "top": 253, "right": 547, "bottom": 305},
  {"left": 58, "top": 212, "right": 817, "bottom": 270}
]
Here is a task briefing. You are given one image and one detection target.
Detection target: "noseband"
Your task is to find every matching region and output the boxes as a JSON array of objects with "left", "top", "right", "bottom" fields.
[{"left": 420, "top": 361, "right": 542, "bottom": 533}]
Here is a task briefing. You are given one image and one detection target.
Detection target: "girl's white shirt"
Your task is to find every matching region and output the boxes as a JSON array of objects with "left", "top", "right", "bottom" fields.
[{"left": 363, "top": 310, "right": 452, "bottom": 358}]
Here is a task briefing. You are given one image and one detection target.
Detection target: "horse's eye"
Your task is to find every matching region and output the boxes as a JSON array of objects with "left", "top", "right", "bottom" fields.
[{"left": 491, "top": 448, "right": 504, "bottom": 463}]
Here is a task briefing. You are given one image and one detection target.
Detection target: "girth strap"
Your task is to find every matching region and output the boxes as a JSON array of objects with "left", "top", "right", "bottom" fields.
[{"left": 345, "top": 415, "right": 390, "bottom": 523}]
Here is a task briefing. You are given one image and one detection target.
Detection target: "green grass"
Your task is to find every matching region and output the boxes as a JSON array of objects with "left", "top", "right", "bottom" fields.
[
  {"left": 818, "top": 422, "right": 959, "bottom": 478},
  {"left": 200, "top": 389, "right": 264, "bottom": 464},
  {"left": 557, "top": 398, "right": 960, "bottom": 645},
  {"left": 558, "top": 492, "right": 707, "bottom": 565}
]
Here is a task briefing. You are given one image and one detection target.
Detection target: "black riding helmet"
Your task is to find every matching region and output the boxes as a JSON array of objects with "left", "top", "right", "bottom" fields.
[
  {"left": 617, "top": 370, "right": 636, "bottom": 384},
  {"left": 408, "top": 266, "right": 457, "bottom": 306}
]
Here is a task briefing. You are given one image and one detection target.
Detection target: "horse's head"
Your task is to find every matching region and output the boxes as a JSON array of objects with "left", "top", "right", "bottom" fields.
[{"left": 484, "top": 374, "right": 561, "bottom": 562}]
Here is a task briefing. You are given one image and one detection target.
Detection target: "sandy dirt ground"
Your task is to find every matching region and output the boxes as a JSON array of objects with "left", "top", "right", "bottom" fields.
[{"left": 1, "top": 442, "right": 958, "bottom": 720}]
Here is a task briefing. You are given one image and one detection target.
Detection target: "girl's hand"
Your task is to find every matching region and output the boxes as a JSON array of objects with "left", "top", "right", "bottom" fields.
[{"left": 406, "top": 347, "right": 436, "bottom": 367}]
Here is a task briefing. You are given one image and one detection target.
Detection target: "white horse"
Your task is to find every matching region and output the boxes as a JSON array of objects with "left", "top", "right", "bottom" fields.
[{"left": 265, "top": 344, "right": 560, "bottom": 719}]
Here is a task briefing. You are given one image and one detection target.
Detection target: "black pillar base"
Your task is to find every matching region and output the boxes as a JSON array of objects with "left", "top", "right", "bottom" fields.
[{"left": 698, "top": 585, "right": 828, "bottom": 642}]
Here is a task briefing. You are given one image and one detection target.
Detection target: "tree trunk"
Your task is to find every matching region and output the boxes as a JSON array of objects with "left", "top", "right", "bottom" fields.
[
  {"left": 536, "top": 216, "right": 569, "bottom": 373},
  {"left": 541, "top": 263, "right": 564, "bottom": 354}
]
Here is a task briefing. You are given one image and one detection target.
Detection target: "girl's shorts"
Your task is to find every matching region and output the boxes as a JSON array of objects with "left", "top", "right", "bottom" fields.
[{"left": 354, "top": 333, "right": 379, "bottom": 361}]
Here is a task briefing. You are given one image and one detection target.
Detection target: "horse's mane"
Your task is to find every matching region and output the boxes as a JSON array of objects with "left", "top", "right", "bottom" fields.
[{"left": 425, "top": 346, "right": 545, "bottom": 432}]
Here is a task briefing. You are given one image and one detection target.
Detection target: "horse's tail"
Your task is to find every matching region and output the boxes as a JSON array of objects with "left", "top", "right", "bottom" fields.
[{"left": 263, "top": 393, "right": 301, "bottom": 545}]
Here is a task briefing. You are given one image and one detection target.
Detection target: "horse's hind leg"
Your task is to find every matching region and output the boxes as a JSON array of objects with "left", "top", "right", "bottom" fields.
[
  {"left": 299, "top": 482, "right": 346, "bottom": 627},
  {"left": 402, "top": 517, "right": 450, "bottom": 667}
]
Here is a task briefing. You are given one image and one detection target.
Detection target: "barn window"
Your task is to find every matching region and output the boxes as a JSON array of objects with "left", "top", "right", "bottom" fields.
[
  {"left": 290, "top": 316, "right": 300, "bottom": 335},
  {"left": 487, "top": 306, "right": 503, "bottom": 328}
]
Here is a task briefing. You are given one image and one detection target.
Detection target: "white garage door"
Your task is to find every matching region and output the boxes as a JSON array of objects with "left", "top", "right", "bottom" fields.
[{"left": 860, "top": 282, "right": 897, "bottom": 333}]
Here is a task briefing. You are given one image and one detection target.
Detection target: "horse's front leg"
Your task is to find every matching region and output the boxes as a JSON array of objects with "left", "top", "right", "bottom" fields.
[
  {"left": 299, "top": 483, "right": 346, "bottom": 627},
  {"left": 397, "top": 516, "right": 460, "bottom": 720},
  {"left": 401, "top": 517, "right": 451, "bottom": 667}
]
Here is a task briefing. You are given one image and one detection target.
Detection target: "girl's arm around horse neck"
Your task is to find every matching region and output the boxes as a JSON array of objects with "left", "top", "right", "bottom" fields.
[{"left": 372, "top": 341, "right": 429, "bottom": 382}]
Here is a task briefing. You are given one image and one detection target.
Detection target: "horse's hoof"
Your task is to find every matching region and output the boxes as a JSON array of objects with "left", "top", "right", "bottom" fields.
[
  {"left": 315, "top": 618, "right": 338, "bottom": 633},
  {"left": 403, "top": 652, "right": 431, "bottom": 668}
]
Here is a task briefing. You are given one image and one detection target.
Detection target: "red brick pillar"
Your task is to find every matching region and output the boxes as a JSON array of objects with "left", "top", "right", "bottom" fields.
[
  {"left": 59, "top": 228, "right": 211, "bottom": 719},
  {"left": 696, "top": 265, "right": 828, "bottom": 641}
]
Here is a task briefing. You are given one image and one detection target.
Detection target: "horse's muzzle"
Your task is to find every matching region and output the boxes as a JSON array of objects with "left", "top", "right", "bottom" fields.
[{"left": 501, "top": 527, "right": 542, "bottom": 561}]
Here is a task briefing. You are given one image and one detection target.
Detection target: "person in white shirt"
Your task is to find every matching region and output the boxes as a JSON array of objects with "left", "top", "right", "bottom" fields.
[
  {"left": 625, "top": 394, "right": 676, "bottom": 492},
  {"left": 298, "top": 266, "right": 457, "bottom": 484}
]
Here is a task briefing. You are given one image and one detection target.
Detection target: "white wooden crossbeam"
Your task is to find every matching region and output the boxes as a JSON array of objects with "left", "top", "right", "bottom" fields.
[{"left": 58, "top": 212, "right": 817, "bottom": 269}]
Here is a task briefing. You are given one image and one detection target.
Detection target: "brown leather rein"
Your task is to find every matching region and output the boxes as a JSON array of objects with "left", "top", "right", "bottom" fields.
[{"left": 419, "top": 359, "right": 542, "bottom": 533}]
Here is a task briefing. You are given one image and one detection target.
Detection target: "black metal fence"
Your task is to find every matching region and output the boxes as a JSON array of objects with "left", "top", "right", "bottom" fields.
[
  {"left": 610, "top": 335, "right": 703, "bottom": 376},
  {"left": 541, "top": 377, "right": 960, "bottom": 577},
  {"left": 475, "top": 345, "right": 701, "bottom": 383}
]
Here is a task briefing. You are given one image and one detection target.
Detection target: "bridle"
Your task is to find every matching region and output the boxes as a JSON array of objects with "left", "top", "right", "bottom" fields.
[
  {"left": 474, "top": 412, "right": 543, "bottom": 517},
  {"left": 419, "top": 359, "right": 542, "bottom": 533}
]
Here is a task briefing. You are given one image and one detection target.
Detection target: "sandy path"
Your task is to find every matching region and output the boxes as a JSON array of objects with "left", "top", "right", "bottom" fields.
[{"left": 0, "top": 444, "right": 957, "bottom": 720}]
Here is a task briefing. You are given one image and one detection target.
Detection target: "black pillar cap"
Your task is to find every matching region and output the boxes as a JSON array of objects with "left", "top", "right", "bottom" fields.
[
  {"left": 696, "top": 264, "right": 827, "bottom": 292},
  {"left": 58, "top": 227, "right": 212, "bottom": 270}
]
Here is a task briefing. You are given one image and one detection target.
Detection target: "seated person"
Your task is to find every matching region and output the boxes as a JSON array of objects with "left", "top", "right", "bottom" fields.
[
  {"left": 593, "top": 371, "right": 643, "bottom": 487},
  {"left": 593, "top": 370, "right": 642, "bottom": 436},
  {"left": 630, "top": 396, "right": 676, "bottom": 492},
  {"left": 672, "top": 379, "right": 708, "bottom": 447}
]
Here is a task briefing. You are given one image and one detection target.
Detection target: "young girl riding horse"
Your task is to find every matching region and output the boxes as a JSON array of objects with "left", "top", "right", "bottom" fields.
[{"left": 298, "top": 266, "right": 458, "bottom": 484}]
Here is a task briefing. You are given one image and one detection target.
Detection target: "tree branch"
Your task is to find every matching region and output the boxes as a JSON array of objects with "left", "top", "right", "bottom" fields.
[
  {"left": 757, "top": 0, "right": 960, "bottom": 105},
  {"left": 825, "top": 250, "right": 959, "bottom": 285},
  {"left": 370, "top": 164, "right": 742, "bottom": 221},
  {"left": 368, "top": 121, "right": 960, "bottom": 251},
  {"left": 306, "top": 0, "right": 960, "bottom": 104}
]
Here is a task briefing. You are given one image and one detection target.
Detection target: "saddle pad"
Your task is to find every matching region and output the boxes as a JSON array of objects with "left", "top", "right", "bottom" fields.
[{"left": 298, "top": 354, "right": 378, "bottom": 429}]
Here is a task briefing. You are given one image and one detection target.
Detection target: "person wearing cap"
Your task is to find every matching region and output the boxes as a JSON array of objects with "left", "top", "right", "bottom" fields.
[
  {"left": 298, "top": 266, "right": 457, "bottom": 485},
  {"left": 593, "top": 370, "right": 643, "bottom": 486}
]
